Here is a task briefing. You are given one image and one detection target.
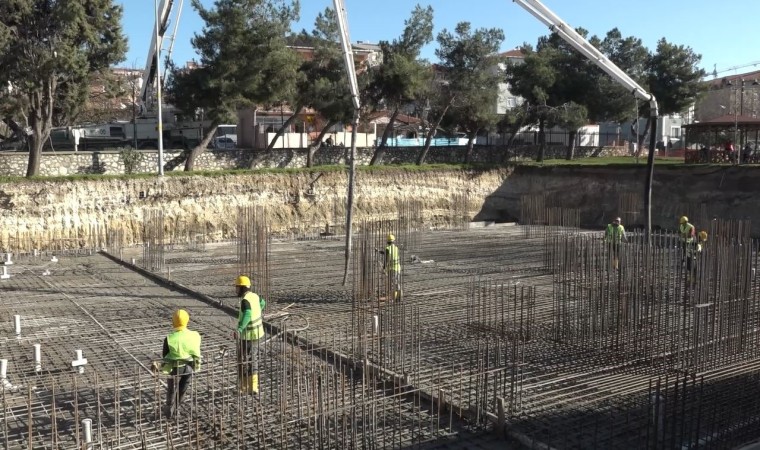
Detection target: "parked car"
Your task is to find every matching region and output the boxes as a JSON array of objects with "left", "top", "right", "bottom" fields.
[{"left": 210, "top": 136, "right": 236, "bottom": 149}]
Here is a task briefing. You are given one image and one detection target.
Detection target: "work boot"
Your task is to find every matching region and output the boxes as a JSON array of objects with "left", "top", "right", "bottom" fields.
[
  {"left": 251, "top": 373, "right": 259, "bottom": 395},
  {"left": 239, "top": 375, "right": 250, "bottom": 394},
  {"left": 163, "top": 401, "right": 175, "bottom": 420}
]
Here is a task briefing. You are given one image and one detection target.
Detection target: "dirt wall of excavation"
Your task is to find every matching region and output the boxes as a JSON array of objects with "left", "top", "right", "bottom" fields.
[
  {"left": 0, "top": 168, "right": 507, "bottom": 250},
  {"left": 2, "top": 164, "right": 760, "bottom": 251}
]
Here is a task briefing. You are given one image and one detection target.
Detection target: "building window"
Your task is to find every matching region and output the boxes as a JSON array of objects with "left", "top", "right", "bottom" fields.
[{"left": 671, "top": 127, "right": 681, "bottom": 138}]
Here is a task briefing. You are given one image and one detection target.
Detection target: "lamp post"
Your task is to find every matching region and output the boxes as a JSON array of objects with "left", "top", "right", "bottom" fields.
[
  {"left": 154, "top": 0, "right": 164, "bottom": 177},
  {"left": 725, "top": 81, "right": 740, "bottom": 152}
]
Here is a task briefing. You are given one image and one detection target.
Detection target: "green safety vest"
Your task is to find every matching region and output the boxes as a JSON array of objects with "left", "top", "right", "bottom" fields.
[
  {"left": 162, "top": 329, "right": 201, "bottom": 373},
  {"left": 386, "top": 243, "right": 400, "bottom": 273},
  {"left": 604, "top": 224, "right": 626, "bottom": 243},
  {"left": 680, "top": 223, "right": 695, "bottom": 243},
  {"left": 239, "top": 291, "right": 265, "bottom": 341}
]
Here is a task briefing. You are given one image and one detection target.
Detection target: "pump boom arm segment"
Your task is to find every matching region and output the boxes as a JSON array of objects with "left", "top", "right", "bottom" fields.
[{"left": 140, "top": 0, "right": 174, "bottom": 108}]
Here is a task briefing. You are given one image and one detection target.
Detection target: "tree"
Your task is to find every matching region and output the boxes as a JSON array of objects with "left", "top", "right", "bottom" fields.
[
  {"left": 587, "top": 29, "right": 649, "bottom": 124},
  {"left": 290, "top": 7, "right": 350, "bottom": 166},
  {"left": 497, "top": 103, "right": 529, "bottom": 162},
  {"left": 505, "top": 45, "right": 556, "bottom": 162},
  {"left": 443, "top": 80, "right": 502, "bottom": 163},
  {"left": 553, "top": 102, "right": 588, "bottom": 160},
  {"left": 0, "top": 0, "right": 127, "bottom": 176},
  {"left": 648, "top": 38, "right": 706, "bottom": 116},
  {"left": 417, "top": 22, "right": 504, "bottom": 165},
  {"left": 630, "top": 38, "right": 705, "bottom": 150},
  {"left": 167, "top": 0, "right": 301, "bottom": 171},
  {"left": 367, "top": 5, "right": 434, "bottom": 165}
]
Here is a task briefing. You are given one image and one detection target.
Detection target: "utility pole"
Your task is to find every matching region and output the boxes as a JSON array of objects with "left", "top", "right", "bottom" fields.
[
  {"left": 154, "top": 0, "right": 165, "bottom": 177},
  {"left": 132, "top": 76, "right": 138, "bottom": 149}
]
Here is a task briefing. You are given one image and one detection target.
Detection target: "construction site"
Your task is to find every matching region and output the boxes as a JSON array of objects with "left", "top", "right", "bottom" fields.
[{"left": 1, "top": 180, "right": 760, "bottom": 450}]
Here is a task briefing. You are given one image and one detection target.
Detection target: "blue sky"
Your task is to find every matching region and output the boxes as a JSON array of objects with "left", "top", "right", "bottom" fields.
[{"left": 119, "top": 0, "right": 759, "bottom": 79}]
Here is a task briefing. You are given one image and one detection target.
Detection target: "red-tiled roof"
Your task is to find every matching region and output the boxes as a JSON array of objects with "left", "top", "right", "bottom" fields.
[
  {"left": 709, "top": 70, "right": 760, "bottom": 88},
  {"left": 499, "top": 49, "right": 525, "bottom": 58}
]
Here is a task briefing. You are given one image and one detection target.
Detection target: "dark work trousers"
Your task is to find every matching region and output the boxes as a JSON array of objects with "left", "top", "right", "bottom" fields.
[
  {"left": 166, "top": 365, "right": 193, "bottom": 412},
  {"left": 237, "top": 338, "right": 260, "bottom": 379}
]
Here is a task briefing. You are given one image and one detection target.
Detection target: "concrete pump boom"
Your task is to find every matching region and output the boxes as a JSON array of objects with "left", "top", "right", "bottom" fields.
[
  {"left": 513, "top": 0, "right": 659, "bottom": 239},
  {"left": 140, "top": 0, "right": 175, "bottom": 111},
  {"left": 333, "top": 0, "right": 362, "bottom": 286}
]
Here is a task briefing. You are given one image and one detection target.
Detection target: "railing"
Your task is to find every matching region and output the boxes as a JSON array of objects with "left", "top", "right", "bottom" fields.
[{"left": 684, "top": 149, "right": 760, "bottom": 164}]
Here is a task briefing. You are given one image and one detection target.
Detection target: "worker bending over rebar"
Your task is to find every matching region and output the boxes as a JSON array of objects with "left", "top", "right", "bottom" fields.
[
  {"left": 686, "top": 230, "right": 708, "bottom": 286},
  {"left": 233, "top": 275, "right": 266, "bottom": 395},
  {"left": 159, "top": 309, "right": 202, "bottom": 420}
]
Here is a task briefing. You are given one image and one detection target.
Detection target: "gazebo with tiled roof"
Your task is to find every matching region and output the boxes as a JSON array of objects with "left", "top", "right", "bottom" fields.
[{"left": 682, "top": 114, "right": 760, "bottom": 163}]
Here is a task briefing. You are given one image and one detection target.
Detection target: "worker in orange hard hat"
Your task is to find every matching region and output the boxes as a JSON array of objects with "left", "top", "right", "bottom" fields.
[
  {"left": 160, "top": 309, "right": 201, "bottom": 420},
  {"left": 233, "top": 275, "right": 266, "bottom": 394}
]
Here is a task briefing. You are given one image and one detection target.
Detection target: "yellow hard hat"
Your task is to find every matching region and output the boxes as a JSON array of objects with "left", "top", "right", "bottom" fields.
[
  {"left": 387, "top": 234, "right": 395, "bottom": 242},
  {"left": 679, "top": 216, "right": 688, "bottom": 224},
  {"left": 173, "top": 309, "right": 189, "bottom": 329},
  {"left": 235, "top": 275, "right": 251, "bottom": 288},
  {"left": 698, "top": 231, "right": 708, "bottom": 241}
]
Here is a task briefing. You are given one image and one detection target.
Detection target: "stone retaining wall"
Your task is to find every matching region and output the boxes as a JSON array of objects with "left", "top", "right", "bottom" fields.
[{"left": 0, "top": 144, "right": 631, "bottom": 176}]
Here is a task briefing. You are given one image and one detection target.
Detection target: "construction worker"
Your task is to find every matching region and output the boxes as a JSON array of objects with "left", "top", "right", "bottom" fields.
[
  {"left": 160, "top": 309, "right": 201, "bottom": 420},
  {"left": 679, "top": 216, "right": 696, "bottom": 259},
  {"left": 604, "top": 217, "right": 627, "bottom": 270},
  {"left": 686, "top": 231, "right": 708, "bottom": 286},
  {"left": 378, "top": 234, "right": 402, "bottom": 301},
  {"left": 233, "top": 275, "right": 266, "bottom": 394}
]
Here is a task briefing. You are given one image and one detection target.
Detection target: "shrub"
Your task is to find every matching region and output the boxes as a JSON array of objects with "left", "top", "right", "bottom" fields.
[{"left": 119, "top": 147, "right": 143, "bottom": 174}]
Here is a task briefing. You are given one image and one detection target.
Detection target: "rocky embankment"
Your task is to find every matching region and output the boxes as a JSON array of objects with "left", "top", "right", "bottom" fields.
[
  {"left": 2, "top": 164, "right": 758, "bottom": 251},
  {"left": 0, "top": 168, "right": 508, "bottom": 250}
]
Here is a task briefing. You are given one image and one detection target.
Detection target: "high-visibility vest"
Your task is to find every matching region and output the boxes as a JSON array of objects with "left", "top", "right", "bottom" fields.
[
  {"left": 604, "top": 224, "right": 625, "bottom": 243},
  {"left": 680, "top": 223, "right": 695, "bottom": 243},
  {"left": 162, "top": 329, "right": 201, "bottom": 373},
  {"left": 240, "top": 291, "right": 265, "bottom": 341},
  {"left": 386, "top": 243, "right": 400, "bottom": 273}
]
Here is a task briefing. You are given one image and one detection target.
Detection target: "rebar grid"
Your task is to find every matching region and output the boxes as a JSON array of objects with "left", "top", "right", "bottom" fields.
[
  {"left": 5, "top": 217, "right": 760, "bottom": 449},
  {"left": 141, "top": 209, "right": 165, "bottom": 272},
  {"left": 549, "top": 229, "right": 759, "bottom": 373},
  {"left": 237, "top": 205, "right": 271, "bottom": 301},
  {"left": 1, "top": 255, "right": 468, "bottom": 450},
  {"left": 618, "top": 191, "right": 642, "bottom": 227},
  {"left": 448, "top": 194, "right": 471, "bottom": 231}
]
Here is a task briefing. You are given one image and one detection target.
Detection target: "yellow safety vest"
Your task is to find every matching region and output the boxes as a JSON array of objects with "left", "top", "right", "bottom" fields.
[
  {"left": 239, "top": 291, "right": 265, "bottom": 341},
  {"left": 386, "top": 244, "right": 400, "bottom": 273},
  {"left": 162, "top": 329, "right": 201, "bottom": 373}
]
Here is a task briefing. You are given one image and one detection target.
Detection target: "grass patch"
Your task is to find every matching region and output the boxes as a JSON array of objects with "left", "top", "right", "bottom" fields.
[{"left": 516, "top": 156, "right": 685, "bottom": 166}]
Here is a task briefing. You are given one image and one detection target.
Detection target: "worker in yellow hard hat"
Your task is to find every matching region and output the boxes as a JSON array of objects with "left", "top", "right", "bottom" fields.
[
  {"left": 686, "top": 231, "right": 708, "bottom": 286},
  {"left": 604, "top": 216, "right": 627, "bottom": 270},
  {"left": 160, "top": 309, "right": 201, "bottom": 420},
  {"left": 679, "top": 216, "right": 696, "bottom": 261},
  {"left": 233, "top": 275, "right": 266, "bottom": 394},
  {"left": 377, "top": 234, "right": 402, "bottom": 301}
]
